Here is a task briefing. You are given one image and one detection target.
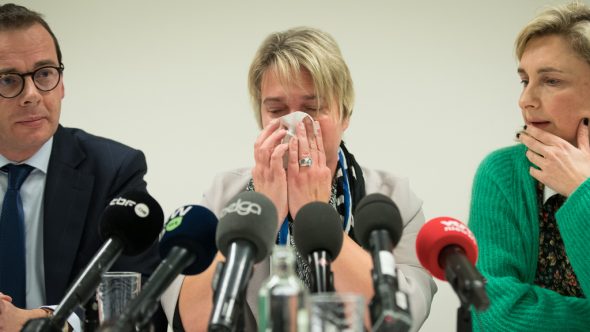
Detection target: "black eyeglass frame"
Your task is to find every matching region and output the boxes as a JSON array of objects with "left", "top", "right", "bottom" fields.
[{"left": 0, "top": 63, "right": 65, "bottom": 99}]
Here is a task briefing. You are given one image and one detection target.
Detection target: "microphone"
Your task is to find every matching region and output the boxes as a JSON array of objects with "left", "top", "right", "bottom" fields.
[
  {"left": 293, "top": 201, "right": 343, "bottom": 293},
  {"left": 354, "top": 193, "right": 411, "bottom": 332},
  {"left": 416, "top": 217, "right": 489, "bottom": 310},
  {"left": 22, "top": 191, "right": 164, "bottom": 332},
  {"left": 111, "top": 204, "right": 219, "bottom": 331},
  {"left": 208, "top": 191, "right": 278, "bottom": 332}
]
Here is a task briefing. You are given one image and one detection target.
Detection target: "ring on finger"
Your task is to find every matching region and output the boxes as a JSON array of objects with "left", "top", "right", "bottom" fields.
[{"left": 299, "top": 156, "right": 313, "bottom": 167}]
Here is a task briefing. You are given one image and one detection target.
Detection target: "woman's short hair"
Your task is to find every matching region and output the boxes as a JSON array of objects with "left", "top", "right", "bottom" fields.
[
  {"left": 515, "top": 2, "right": 590, "bottom": 63},
  {"left": 248, "top": 26, "right": 354, "bottom": 128}
]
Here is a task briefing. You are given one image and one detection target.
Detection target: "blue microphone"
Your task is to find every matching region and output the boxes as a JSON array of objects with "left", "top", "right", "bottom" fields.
[{"left": 111, "top": 204, "right": 219, "bottom": 331}]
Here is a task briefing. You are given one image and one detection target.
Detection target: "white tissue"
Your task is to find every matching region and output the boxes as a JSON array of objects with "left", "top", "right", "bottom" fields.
[
  {"left": 279, "top": 111, "right": 314, "bottom": 144},
  {"left": 277, "top": 111, "right": 316, "bottom": 167}
]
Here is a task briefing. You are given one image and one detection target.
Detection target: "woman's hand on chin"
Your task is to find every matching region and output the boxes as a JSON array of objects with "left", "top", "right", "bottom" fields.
[{"left": 520, "top": 118, "right": 590, "bottom": 196}]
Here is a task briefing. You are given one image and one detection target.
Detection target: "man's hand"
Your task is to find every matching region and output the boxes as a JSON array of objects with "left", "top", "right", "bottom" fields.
[{"left": 0, "top": 297, "right": 48, "bottom": 332}]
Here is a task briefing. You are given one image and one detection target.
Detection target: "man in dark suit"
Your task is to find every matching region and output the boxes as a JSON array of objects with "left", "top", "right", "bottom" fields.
[{"left": 0, "top": 4, "right": 163, "bottom": 331}]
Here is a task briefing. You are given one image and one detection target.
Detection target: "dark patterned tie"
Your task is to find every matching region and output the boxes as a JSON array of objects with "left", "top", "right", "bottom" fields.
[{"left": 0, "top": 164, "right": 34, "bottom": 308}]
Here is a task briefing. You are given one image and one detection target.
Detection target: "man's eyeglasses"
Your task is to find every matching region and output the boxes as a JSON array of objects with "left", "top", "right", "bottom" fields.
[{"left": 0, "top": 64, "right": 64, "bottom": 98}]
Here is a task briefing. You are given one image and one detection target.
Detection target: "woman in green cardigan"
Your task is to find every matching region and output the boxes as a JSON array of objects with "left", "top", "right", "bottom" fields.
[{"left": 469, "top": 2, "right": 590, "bottom": 331}]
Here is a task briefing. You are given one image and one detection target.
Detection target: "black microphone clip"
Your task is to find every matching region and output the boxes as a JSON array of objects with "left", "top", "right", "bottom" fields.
[
  {"left": 307, "top": 250, "right": 335, "bottom": 293},
  {"left": 441, "top": 246, "right": 489, "bottom": 311},
  {"left": 209, "top": 240, "right": 254, "bottom": 332},
  {"left": 367, "top": 230, "right": 411, "bottom": 332}
]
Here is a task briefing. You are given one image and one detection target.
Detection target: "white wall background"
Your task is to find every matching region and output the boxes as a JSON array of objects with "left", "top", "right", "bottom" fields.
[{"left": 11, "top": 0, "right": 586, "bottom": 330}]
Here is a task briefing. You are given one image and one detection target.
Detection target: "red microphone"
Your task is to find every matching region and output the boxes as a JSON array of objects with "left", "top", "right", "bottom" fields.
[
  {"left": 416, "top": 217, "right": 489, "bottom": 310},
  {"left": 416, "top": 216, "right": 477, "bottom": 280}
]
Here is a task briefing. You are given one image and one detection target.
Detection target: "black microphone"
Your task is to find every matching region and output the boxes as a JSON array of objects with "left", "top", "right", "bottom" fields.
[
  {"left": 355, "top": 193, "right": 412, "bottom": 332},
  {"left": 293, "top": 201, "right": 343, "bottom": 293},
  {"left": 21, "top": 191, "right": 163, "bottom": 332},
  {"left": 111, "top": 204, "right": 219, "bottom": 331},
  {"left": 208, "top": 191, "right": 278, "bottom": 332}
]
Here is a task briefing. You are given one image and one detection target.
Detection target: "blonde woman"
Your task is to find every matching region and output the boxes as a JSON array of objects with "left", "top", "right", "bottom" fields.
[
  {"left": 469, "top": 3, "right": 590, "bottom": 330},
  {"left": 173, "top": 27, "right": 436, "bottom": 331}
]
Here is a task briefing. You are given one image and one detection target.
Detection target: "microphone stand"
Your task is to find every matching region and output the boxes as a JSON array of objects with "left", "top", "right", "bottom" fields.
[
  {"left": 208, "top": 241, "right": 254, "bottom": 332},
  {"left": 367, "top": 230, "right": 411, "bottom": 332},
  {"left": 208, "top": 260, "right": 246, "bottom": 332},
  {"left": 20, "top": 318, "right": 60, "bottom": 332},
  {"left": 456, "top": 302, "right": 472, "bottom": 332},
  {"left": 308, "top": 251, "right": 334, "bottom": 293},
  {"left": 84, "top": 295, "right": 99, "bottom": 332},
  {"left": 442, "top": 246, "right": 489, "bottom": 332}
]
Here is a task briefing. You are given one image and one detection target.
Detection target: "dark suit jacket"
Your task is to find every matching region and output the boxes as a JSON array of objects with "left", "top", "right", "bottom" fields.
[{"left": 42, "top": 125, "right": 165, "bottom": 329}]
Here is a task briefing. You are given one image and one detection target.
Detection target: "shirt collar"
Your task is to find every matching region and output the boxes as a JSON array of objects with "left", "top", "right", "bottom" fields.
[
  {"left": 543, "top": 184, "right": 559, "bottom": 204},
  {"left": 0, "top": 137, "right": 53, "bottom": 174}
]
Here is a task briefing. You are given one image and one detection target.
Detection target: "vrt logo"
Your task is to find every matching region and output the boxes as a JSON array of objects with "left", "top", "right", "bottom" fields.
[
  {"left": 110, "top": 197, "right": 136, "bottom": 207},
  {"left": 221, "top": 198, "right": 261, "bottom": 217}
]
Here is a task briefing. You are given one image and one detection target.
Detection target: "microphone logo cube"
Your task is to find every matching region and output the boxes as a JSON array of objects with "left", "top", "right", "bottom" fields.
[{"left": 134, "top": 203, "right": 150, "bottom": 218}]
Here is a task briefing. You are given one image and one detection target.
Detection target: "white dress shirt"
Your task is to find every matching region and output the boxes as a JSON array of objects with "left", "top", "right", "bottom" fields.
[{"left": 1, "top": 138, "right": 81, "bottom": 331}]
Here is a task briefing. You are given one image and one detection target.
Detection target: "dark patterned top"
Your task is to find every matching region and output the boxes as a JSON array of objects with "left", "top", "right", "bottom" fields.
[
  {"left": 533, "top": 181, "right": 584, "bottom": 298},
  {"left": 247, "top": 177, "right": 343, "bottom": 290}
]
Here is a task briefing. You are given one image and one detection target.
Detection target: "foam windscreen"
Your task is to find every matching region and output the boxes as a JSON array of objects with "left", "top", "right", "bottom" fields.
[
  {"left": 293, "top": 201, "right": 343, "bottom": 259},
  {"left": 416, "top": 216, "right": 478, "bottom": 280},
  {"left": 99, "top": 190, "right": 164, "bottom": 256},
  {"left": 215, "top": 191, "right": 278, "bottom": 263},
  {"left": 354, "top": 193, "right": 403, "bottom": 250},
  {"left": 160, "top": 205, "right": 219, "bottom": 275}
]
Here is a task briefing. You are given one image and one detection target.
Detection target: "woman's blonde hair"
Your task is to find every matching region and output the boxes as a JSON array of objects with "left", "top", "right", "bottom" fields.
[
  {"left": 248, "top": 26, "right": 354, "bottom": 128},
  {"left": 515, "top": 2, "right": 590, "bottom": 63}
]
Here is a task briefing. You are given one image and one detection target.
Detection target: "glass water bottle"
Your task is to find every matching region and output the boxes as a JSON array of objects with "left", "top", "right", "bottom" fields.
[{"left": 258, "top": 245, "right": 309, "bottom": 332}]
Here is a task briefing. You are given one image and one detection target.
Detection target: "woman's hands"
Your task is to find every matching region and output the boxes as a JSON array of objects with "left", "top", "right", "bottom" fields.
[
  {"left": 519, "top": 118, "right": 590, "bottom": 196},
  {"left": 252, "top": 117, "right": 332, "bottom": 227},
  {"left": 253, "top": 119, "right": 289, "bottom": 226},
  {"left": 286, "top": 117, "right": 332, "bottom": 220}
]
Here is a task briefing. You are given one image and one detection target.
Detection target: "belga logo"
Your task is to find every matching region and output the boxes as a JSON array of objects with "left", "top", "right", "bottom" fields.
[
  {"left": 221, "top": 198, "right": 261, "bottom": 217},
  {"left": 110, "top": 197, "right": 136, "bottom": 207}
]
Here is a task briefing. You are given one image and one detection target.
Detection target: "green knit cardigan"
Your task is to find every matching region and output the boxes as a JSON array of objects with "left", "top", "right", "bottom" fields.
[{"left": 469, "top": 144, "right": 590, "bottom": 331}]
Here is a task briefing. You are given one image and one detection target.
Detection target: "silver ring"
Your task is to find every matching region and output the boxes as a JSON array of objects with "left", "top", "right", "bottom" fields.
[{"left": 299, "top": 156, "right": 313, "bottom": 167}]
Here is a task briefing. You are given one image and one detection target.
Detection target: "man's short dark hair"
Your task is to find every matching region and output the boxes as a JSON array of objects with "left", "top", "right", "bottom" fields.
[{"left": 0, "top": 3, "right": 62, "bottom": 64}]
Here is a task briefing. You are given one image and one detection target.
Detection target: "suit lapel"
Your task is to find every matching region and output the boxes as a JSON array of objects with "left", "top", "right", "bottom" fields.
[{"left": 43, "top": 126, "right": 95, "bottom": 303}]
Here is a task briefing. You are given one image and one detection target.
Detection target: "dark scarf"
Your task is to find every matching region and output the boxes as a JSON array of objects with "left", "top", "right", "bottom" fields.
[
  {"left": 534, "top": 181, "right": 584, "bottom": 298},
  {"left": 246, "top": 141, "right": 366, "bottom": 289}
]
